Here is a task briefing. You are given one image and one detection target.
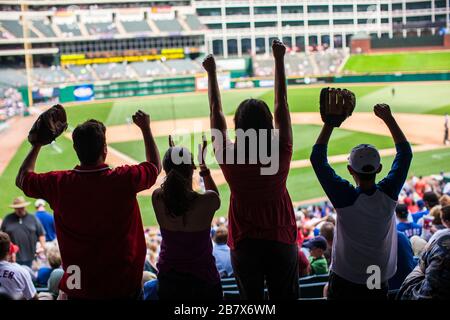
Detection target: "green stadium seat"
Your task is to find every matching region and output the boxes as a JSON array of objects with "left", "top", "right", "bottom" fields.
[
  {"left": 299, "top": 273, "right": 329, "bottom": 285},
  {"left": 299, "top": 282, "right": 327, "bottom": 299}
]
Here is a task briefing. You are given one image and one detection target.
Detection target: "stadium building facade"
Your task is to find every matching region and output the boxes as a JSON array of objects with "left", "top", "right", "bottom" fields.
[{"left": 194, "top": 0, "right": 450, "bottom": 57}]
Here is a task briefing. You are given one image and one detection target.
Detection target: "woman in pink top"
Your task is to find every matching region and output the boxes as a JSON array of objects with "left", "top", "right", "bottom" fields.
[
  {"left": 202, "top": 40, "right": 298, "bottom": 300},
  {"left": 152, "top": 137, "right": 222, "bottom": 300}
]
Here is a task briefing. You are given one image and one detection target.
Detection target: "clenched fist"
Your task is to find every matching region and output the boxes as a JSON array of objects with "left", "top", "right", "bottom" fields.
[
  {"left": 132, "top": 110, "right": 150, "bottom": 131},
  {"left": 202, "top": 54, "right": 216, "bottom": 74},
  {"left": 272, "top": 39, "right": 286, "bottom": 60},
  {"left": 374, "top": 104, "right": 393, "bottom": 122}
]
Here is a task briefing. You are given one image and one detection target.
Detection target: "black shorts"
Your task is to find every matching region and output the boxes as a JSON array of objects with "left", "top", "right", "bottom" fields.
[
  {"left": 327, "top": 271, "right": 388, "bottom": 300},
  {"left": 158, "top": 270, "right": 223, "bottom": 301},
  {"left": 231, "top": 238, "right": 299, "bottom": 300}
]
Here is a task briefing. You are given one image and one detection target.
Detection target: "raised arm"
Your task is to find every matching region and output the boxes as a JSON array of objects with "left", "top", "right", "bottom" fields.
[
  {"left": 310, "top": 89, "right": 357, "bottom": 209},
  {"left": 16, "top": 144, "right": 41, "bottom": 190},
  {"left": 374, "top": 104, "right": 407, "bottom": 144},
  {"left": 132, "top": 110, "right": 162, "bottom": 174},
  {"left": 198, "top": 134, "right": 219, "bottom": 195},
  {"left": 272, "top": 39, "right": 292, "bottom": 144},
  {"left": 202, "top": 55, "right": 227, "bottom": 133},
  {"left": 375, "top": 104, "right": 412, "bottom": 199}
]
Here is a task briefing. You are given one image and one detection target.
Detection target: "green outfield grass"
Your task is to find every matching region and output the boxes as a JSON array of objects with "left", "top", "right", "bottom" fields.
[
  {"left": 343, "top": 51, "right": 450, "bottom": 74},
  {"left": 63, "top": 82, "right": 450, "bottom": 130},
  {"left": 110, "top": 124, "right": 394, "bottom": 169}
]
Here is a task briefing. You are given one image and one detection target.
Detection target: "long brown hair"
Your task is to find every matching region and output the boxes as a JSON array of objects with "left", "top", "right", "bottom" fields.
[
  {"left": 161, "top": 147, "right": 197, "bottom": 217},
  {"left": 233, "top": 98, "right": 274, "bottom": 162}
]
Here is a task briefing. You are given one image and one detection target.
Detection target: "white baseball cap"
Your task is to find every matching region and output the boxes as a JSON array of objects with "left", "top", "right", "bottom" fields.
[
  {"left": 35, "top": 199, "right": 46, "bottom": 208},
  {"left": 348, "top": 144, "right": 381, "bottom": 174}
]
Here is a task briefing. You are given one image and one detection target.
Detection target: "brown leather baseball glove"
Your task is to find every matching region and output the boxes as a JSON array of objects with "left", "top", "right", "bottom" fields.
[
  {"left": 28, "top": 104, "right": 68, "bottom": 145},
  {"left": 320, "top": 87, "right": 356, "bottom": 127}
]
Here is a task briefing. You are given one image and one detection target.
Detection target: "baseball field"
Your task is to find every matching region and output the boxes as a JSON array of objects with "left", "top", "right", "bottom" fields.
[
  {"left": 343, "top": 51, "right": 450, "bottom": 74},
  {"left": 1, "top": 81, "right": 450, "bottom": 226}
]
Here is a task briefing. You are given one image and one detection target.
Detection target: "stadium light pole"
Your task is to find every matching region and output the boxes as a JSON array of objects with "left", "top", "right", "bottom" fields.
[{"left": 21, "top": 1, "right": 34, "bottom": 108}]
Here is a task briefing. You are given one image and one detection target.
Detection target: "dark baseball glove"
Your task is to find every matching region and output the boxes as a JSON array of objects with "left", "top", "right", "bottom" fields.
[
  {"left": 320, "top": 87, "right": 356, "bottom": 127},
  {"left": 28, "top": 104, "right": 68, "bottom": 145}
]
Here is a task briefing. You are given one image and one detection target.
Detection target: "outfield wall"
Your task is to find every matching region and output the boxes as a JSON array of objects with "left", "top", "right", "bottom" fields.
[{"left": 19, "top": 72, "right": 450, "bottom": 106}]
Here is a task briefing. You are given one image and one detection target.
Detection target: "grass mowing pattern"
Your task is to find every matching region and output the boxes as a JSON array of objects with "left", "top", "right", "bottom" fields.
[
  {"left": 110, "top": 124, "right": 394, "bottom": 168},
  {"left": 343, "top": 51, "right": 450, "bottom": 74}
]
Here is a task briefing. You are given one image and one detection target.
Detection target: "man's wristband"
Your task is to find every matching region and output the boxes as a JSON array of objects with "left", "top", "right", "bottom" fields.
[{"left": 199, "top": 169, "right": 211, "bottom": 177}]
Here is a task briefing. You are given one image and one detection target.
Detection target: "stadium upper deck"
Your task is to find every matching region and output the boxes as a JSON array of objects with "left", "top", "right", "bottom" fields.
[
  {"left": 194, "top": 0, "right": 450, "bottom": 57},
  {"left": 0, "top": 0, "right": 205, "bottom": 61}
]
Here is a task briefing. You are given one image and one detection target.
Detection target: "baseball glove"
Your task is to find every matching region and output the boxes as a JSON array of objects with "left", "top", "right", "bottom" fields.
[
  {"left": 320, "top": 87, "right": 356, "bottom": 127},
  {"left": 28, "top": 104, "right": 68, "bottom": 145}
]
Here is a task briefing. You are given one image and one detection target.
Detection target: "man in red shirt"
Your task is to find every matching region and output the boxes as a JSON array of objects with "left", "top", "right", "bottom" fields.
[{"left": 16, "top": 110, "right": 161, "bottom": 300}]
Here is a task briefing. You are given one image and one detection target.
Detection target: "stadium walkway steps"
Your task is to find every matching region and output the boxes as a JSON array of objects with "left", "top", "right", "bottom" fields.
[
  {"left": 27, "top": 24, "right": 44, "bottom": 39},
  {"left": 78, "top": 22, "right": 89, "bottom": 37},
  {"left": 146, "top": 19, "right": 160, "bottom": 34},
  {"left": 178, "top": 17, "right": 191, "bottom": 32},
  {"left": 116, "top": 21, "right": 127, "bottom": 36}
]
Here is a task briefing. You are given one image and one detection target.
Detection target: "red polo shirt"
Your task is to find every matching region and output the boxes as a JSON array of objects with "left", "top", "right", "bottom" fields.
[{"left": 22, "top": 162, "right": 158, "bottom": 299}]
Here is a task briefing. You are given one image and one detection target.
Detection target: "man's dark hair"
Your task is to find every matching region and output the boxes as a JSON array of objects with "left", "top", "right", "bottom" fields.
[
  {"left": 441, "top": 205, "right": 450, "bottom": 223},
  {"left": 0, "top": 232, "right": 11, "bottom": 260},
  {"left": 214, "top": 226, "right": 228, "bottom": 245},
  {"left": 72, "top": 120, "right": 106, "bottom": 165},
  {"left": 319, "top": 222, "right": 335, "bottom": 243},
  {"left": 423, "top": 192, "right": 439, "bottom": 209},
  {"left": 395, "top": 204, "right": 409, "bottom": 220}
]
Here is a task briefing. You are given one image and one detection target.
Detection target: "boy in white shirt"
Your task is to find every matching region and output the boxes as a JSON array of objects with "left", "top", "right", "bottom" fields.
[{"left": 0, "top": 231, "right": 37, "bottom": 300}]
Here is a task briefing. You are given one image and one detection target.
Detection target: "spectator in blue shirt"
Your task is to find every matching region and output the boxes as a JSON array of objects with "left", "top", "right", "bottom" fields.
[
  {"left": 396, "top": 204, "right": 422, "bottom": 238},
  {"left": 389, "top": 231, "right": 417, "bottom": 290},
  {"left": 212, "top": 226, "right": 233, "bottom": 278},
  {"left": 411, "top": 192, "right": 439, "bottom": 224},
  {"left": 311, "top": 96, "right": 412, "bottom": 300},
  {"left": 34, "top": 200, "right": 56, "bottom": 242},
  {"left": 36, "top": 244, "right": 61, "bottom": 287}
]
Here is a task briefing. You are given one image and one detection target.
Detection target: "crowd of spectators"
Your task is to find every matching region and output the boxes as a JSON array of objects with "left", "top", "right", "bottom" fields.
[
  {"left": 0, "top": 40, "right": 449, "bottom": 301},
  {"left": 2, "top": 173, "right": 449, "bottom": 300},
  {"left": 0, "top": 87, "right": 26, "bottom": 122}
]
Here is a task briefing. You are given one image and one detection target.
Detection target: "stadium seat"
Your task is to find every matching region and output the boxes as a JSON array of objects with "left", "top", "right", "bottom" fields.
[
  {"left": 121, "top": 20, "right": 151, "bottom": 33},
  {"left": 221, "top": 284, "right": 238, "bottom": 291},
  {"left": 221, "top": 277, "right": 236, "bottom": 285},
  {"left": 164, "top": 59, "right": 202, "bottom": 75},
  {"left": 299, "top": 274, "right": 329, "bottom": 285},
  {"left": 184, "top": 15, "right": 204, "bottom": 31},
  {"left": 85, "top": 22, "right": 117, "bottom": 35},
  {"left": 223, "top": 290, "right": 240, "bottom": 300},
  {"left": 32, "top": 19, "right": 56, "bottom": 37},
  {"left": 36, "top": 287, "right": 50, "bottom": 293},
  {"left": 130, "top": 61, "right": 169, "bottom": 78},
  {"left": 298, "top": 282, "right": 327, "bottom": 299},
  {"left": 57, "top": 22, "right": 82, "bottom": 37},
  {"left": 298, "top": 297, "right": 327, "bottom": 301},
  {"left": 0, "top": 20, "right": 37, "bottom": 38},
  {"left": 154, "top": 19, "right": 183, "bottom": 32}
]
